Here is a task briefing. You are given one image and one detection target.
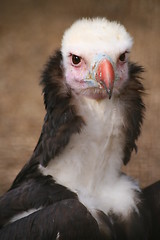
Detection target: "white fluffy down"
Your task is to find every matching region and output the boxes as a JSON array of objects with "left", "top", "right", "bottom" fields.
[{"left": 61, "top": 18, "right": 133, "bottom": 64}]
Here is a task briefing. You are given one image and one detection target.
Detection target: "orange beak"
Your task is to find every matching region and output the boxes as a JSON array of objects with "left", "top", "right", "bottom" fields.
[{"left": 95, "top": 58, "right": 115, "bottom": 99}]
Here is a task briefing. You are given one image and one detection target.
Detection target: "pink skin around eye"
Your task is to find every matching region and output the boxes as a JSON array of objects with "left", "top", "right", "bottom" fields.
[
  {"left": 64, "top": 54, "right": 129, "bottom": 95},
  {"left": 65, "top": 56, "right": 88, "bottom": 90}
]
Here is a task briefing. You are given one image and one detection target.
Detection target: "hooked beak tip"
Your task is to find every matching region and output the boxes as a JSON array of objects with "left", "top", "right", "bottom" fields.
[
  {"left": 107, "top": 89, "right": 112, "bottom": 99},
  {"left": 99, "top": 80, "right": 113, "bottom": 99}
]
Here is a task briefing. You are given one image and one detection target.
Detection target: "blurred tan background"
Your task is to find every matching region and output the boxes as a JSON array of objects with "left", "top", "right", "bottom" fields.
[{"left": 0, "top": 0, "right": 160, "bottom": 195}]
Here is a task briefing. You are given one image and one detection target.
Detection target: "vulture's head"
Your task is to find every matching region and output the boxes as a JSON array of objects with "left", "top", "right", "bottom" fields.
[{"left": 61, "top": 18, "right": 133, "bottom": 100}]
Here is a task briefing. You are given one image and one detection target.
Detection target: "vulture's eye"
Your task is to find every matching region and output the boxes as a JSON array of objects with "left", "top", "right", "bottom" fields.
[
  {"left": 119, "top": 52, "right": 126, "bottom": 62},
  {"left": 72, "top": 55, "right": 81, "bottom": 66}
]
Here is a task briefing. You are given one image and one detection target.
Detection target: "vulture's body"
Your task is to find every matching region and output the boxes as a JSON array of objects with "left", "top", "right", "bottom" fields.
[{"left": 0, "top": 18, "right": 159, "bottom": 240}]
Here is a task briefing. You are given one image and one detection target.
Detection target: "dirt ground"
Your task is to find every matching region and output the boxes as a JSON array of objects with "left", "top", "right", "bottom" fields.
[{"left": 0, "top": 0, "right": 160, "bottom": 195}]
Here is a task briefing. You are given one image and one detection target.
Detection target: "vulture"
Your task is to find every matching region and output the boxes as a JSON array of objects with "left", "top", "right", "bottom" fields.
[{"left": 0, "top": 18, "right": 160, "bottom": 240}]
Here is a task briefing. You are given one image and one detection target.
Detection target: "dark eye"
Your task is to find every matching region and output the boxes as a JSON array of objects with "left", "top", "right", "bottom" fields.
[
  {"left": 119, "top": 52, "right": 126, "bottom": 62},
  {"left": 72, "top": 55, "right": 81, "bottom": 65}
]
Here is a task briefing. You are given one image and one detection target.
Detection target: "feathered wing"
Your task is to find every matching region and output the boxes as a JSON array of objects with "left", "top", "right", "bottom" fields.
[
  {"left": 0, "top": 174, "right": 78, "bottom": 227},
  {"left": 0, "top": 199, "right": 103, "bottom": 240},
  {"left": 143, "top": 181, "right": 160, "bottom": 239}
]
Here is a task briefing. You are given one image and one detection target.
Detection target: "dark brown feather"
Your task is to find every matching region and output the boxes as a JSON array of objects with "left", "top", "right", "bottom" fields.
[
  {"left": 120, "top": 63, "right": 145, "bottom": 165},
  {"left": 33, "top": 51, "right": 85, "bottom": 167}
]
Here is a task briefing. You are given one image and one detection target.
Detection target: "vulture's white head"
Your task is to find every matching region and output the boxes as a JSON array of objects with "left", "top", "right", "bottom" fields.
[{"left": 61, "top": 18, "right": 133, "bottom": 99}]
